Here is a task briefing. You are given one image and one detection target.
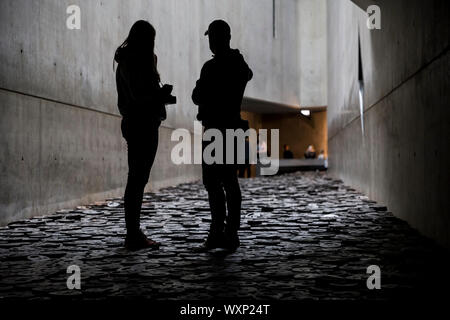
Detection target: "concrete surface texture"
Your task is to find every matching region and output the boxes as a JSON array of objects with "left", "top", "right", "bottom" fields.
[
  {"left": 327, "top": 0, "right": 450, "bottom": 247},
  {"left": 0, "top": 0, "right": 326, "bottom": 225}
]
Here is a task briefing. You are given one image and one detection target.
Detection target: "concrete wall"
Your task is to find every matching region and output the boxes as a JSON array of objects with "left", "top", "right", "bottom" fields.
[
  {"left": 327, "top": 0, "right": 450, "bottom": 247},
  {"left": 0, "top": 0, "right": 301, "bottom": 224},
  {"left": 298, "top": 0, "right": 328, "bottom": 108}
]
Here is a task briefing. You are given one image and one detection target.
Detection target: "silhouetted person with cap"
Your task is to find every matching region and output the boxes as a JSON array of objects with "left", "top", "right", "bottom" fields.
[
  {"left": 192, "top": 20, "right": 253, "bottom": 252},
  {"left": 115, "top": 20, "right": 176, "bottom": 250}
]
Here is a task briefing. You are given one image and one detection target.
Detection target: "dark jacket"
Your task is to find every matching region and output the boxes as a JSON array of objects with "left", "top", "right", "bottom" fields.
[
  {"left": 115, "top": 49, "right": 166, "bottom": 131},
  {"left": 192, "top": 49, "right": 253, "bottom": 129}
]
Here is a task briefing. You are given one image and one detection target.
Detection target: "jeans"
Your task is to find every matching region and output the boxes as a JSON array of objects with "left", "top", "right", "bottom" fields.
[
  {"left": 202, "top": 137, "right": 242, "bottom": 238},
  {"left": 122, "top": 120, "right": 159, "bottom": 236}
]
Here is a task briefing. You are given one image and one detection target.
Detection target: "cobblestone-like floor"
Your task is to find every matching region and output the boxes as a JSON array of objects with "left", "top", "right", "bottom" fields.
[{"left": 0, "top": 172, "right": 449, "bottom": 301}]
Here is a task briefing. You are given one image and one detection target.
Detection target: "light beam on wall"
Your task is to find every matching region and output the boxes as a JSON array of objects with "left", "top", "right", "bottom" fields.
[
  {"left": 358, "top": 32, "right": 365, "bottom": 137},
  {"left": 358, "top": 82, "right": 365, "bottom": 135}
]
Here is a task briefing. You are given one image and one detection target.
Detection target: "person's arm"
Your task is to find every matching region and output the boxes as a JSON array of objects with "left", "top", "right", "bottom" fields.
[
  {"left": 192, "top": 79, "right": 203, "bottom": 106},
  {"left": 192, "top": 64, "right": 210, "bottom": 106},
  {"left": 237, "top": 54, "right": 253, "bottom": 83},
  {"left": 244, "top": 62, "right": 253, "bottom": 82},
  {"left": 192, "top": 64, "right": 213, "bottom": 121},
  {"left": 121, "top": 60, "right": 169, "bottom": 106}
]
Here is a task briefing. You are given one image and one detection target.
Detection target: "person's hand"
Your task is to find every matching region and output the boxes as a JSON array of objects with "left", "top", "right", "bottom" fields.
[
  {"left": 161, "top": 84, "right": 176, "bottom": 105},
  {"left": 161, "top": 84, "right": 173, "bottom": 96}
]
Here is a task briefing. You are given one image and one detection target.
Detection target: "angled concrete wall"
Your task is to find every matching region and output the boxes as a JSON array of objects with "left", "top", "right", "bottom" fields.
[
  {"left": 327, "top": 0, "right": 450, "bottom": 247},
  {"left": 0, "top": 0, "right": 302, "bottom": 224}
]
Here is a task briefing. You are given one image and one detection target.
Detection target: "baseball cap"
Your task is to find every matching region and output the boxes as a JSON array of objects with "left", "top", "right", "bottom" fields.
[{"left": 204, "top": 20, "right": 231, "bottom": 37}]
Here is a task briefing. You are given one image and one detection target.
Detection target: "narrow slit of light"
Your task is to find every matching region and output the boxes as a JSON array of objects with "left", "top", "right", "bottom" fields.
[{"left": 358, "top": 81, "right": 365, "bottom": 136}]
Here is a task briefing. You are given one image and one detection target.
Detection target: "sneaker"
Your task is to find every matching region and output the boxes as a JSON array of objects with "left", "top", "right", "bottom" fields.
[
  {"left": 223, "top": 232, "right": 240, "bottom": 253},
  {"left": 193, "top": 233, "right": 225, "bottom": 253},
  {"left": 125, "top": 230, "right": 160, "bottom": 251}
]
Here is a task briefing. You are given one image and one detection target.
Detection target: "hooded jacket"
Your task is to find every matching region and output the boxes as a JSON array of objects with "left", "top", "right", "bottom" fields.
[
  {"left": 115, "top": 48, "right": 166, "bottom": 126},
  {"left": 192, "top": 49, "right": 253, "bottom": 129}
]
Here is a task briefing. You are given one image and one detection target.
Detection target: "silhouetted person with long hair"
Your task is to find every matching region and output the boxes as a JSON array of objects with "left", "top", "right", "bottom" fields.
[
  {"left": 115, "top": 20, "right": 176, "bottom": 250},
  {"left": 192, "top": 20, "right": 253, "bottom": 252}
]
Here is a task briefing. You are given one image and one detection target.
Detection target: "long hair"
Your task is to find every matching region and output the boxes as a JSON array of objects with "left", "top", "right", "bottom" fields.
[{"left": 114, "top": 20, "right": 160, "bottom": 82}]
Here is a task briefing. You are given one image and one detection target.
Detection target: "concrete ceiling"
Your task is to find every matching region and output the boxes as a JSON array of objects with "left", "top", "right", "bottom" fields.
[{"left": 242, "top": 97, "right": 326, "bottom": 115}]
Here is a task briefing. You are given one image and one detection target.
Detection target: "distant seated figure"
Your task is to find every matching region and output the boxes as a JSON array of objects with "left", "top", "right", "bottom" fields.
[
  {"left": 304, "top": 145, "right": 316, "bottom": 159},
  {"left": 318, "top": 150, "right": 325, "bottom": 160},
  {"left": 283, "top": 144, "right": 294, "bottom": 159}
]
